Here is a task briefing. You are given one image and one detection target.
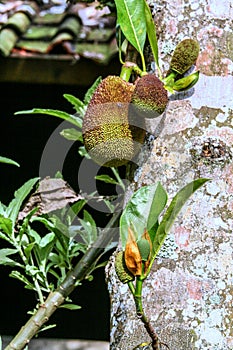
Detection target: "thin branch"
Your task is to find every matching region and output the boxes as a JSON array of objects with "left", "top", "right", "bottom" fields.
[{"left": 4, "top": 212, "right": 120, "bottom": 350}]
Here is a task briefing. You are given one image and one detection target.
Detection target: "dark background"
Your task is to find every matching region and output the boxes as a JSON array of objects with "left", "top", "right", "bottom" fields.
[{"left": 0, "top": 79, "right": 118, "bottom": 341}]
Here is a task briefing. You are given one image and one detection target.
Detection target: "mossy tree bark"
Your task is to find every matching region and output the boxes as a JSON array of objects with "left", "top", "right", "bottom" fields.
[{"left": 106, "top": 1, "right": 233, "bottom": 349}]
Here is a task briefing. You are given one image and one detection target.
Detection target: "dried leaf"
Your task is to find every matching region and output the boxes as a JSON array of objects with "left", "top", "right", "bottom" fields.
[{"left": 18, "top": 177, "right": 83, "bottom": 220}]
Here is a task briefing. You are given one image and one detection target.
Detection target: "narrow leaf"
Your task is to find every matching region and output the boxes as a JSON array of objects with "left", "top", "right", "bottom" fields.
[
  {"left": 0, "top": 248, "right": 19, "bottom": 266},
  {"left": 95, "top": 174, "right": 119, "bottom": 185},
  {"left": 84, "top": 76, "right": 102, "bottom": 105},
  {"left": 151, "top": 178, "right": 209, "bottom": 258},
  {"left": 63, "top": 94, "right": 86, "bottom": 116},
  {"left": 66, "top": 199, "right": 87, "bottom": 225},
  {"left": 15, "top": 109, "right": 82, "bottom": 128},
  {"left": 10, "top": 270, "right": 34, "bottom": 289},
  {"left": 144, "top": 0, "right": 160, "bottom": 73},
  {"left": 0, "top": 156, "right": 20, "bottom": 167},
  {"left": 60, "top": 128, "right": 83, "bottom": 141},
  {"left": 6, "top": 177, "right": 40, "bottom": 227},
  {"left": 115, "top": 0, "right": 146, "bottom": 62},
  {"left": 59, "top": 304, "right": 81, "bottom": 310}
]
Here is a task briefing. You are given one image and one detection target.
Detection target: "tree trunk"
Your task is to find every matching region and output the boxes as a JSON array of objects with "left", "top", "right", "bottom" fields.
[{"left": 106, "top": 1, "right": 233, "bottom": 349}]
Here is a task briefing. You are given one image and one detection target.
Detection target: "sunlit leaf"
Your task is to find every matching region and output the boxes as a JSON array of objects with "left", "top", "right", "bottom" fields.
[
  {"left": 60, "top": 128, "right": 83, "bottom": 141},
  {"left": 39, "top": 232, "right": 55, "bottom": 248},
  {"left": 95, "top": 174, "right": 119, "bottom": 185},
  {"left": 0, "top": 215, "right": 13, "bottom": 235},
  {"left": 115, "top": 0, "right": 146, "bottom": 65},
  {"left": 15, "top": 109, "right": 82, "bottom": 128},
  {"left": 0, "top": 156, "right": 20, "bottom": 167},
  {"left": 120, "top": 182, "right": 167, "bottom": 249},
  {"left": 84, "top": 76, "right": 102, "bottom": 106},
  {"left": 6, "top": 177, "right": 40, "bottom": 228},
  {"left": 63, "top": 94, "right": 86, "bottom": 116},
  {"left": 151, "top": 178, "right": 209, "bottom": 259},
  {"left": 0, "top": 249, "right": 21, "bottom": 267},
  {"left": 59, "top": 303, "right": 81, "bottom": 310},
  {"left": 10, "top": 270, "right": 35, "bottom": 289},
  {"left": 144, "top": 0, "right": 160, "bottom": 73}
]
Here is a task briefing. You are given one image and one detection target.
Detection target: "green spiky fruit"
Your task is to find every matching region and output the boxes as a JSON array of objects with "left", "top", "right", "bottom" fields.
[
  {"left": 137, "top": 238, "right": 151, "bottom": 262},
  {"left": 82, "top": 75, "right": 146, "bottom": 167},
  {"left": 115, "top": 251, "right": 135, "bottom": 284},
  {"left": 169, "top": 38, "right": 200, "bottom": 75},
  {"left": 130, "top": 74, "right": 168, "bottom": 119}
]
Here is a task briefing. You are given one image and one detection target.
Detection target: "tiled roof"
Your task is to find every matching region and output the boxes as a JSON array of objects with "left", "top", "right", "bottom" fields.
[{"left": 0, "top": 0, "right": 118, "bottom": 64}]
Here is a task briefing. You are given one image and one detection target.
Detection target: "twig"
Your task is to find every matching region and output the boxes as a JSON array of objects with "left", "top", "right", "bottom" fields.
[{"left": 4, "top": 212, "right": 120, "bottom": 350}]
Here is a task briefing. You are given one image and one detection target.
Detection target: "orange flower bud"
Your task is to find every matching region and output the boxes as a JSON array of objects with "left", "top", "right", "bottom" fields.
[{"left": 124, "top": 227, "right": 142, "bottom": 276}]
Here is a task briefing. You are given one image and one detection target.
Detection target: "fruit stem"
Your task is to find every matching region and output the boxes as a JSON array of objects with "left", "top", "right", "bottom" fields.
[
  {"left": 120, "top": 63, "right": 134, "bottom": 82},
  {"left": 162, "top": 71, "right": 177, "bottom": 87}
]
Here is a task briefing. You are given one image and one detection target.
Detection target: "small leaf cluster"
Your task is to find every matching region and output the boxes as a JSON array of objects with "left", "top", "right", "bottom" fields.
[{"left": 0, "top": 175, "right": 116, "bottom": 310}]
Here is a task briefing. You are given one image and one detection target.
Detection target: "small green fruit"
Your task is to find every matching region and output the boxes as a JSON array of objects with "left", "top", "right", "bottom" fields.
[
  {"left": 130, "top": 74, "right": 168, "bottom": 119},
  {"left": 115, "top": 250, "right": 135, "bottom": 284},
  {"left": 169, "top": 38, "right": 200, "bottom": 75}
]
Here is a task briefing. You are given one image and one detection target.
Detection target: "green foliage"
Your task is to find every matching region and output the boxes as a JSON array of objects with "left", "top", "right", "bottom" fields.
[
  {"left": 144, "top": 1, "right": 160, "bottom": 75},
  {"left": 0, "top": 156, "right": 20, "bottom": 167},
  {"left": 0, "top": 177, "right": 115, "bottom": 310},
  {"left": 115, "top": 0, "right": 147, "bottom": 70},
  {"left": 120, "top": 182, "right": 167, "bottom": 248},
  {"left": 15, "top": 108, "right": 82, "bottom": 128},
  {"left": 120, "top": 179, "right": 209, "bottom": 271}
]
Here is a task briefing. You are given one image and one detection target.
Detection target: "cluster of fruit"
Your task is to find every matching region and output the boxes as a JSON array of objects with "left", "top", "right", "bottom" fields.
[{"left": 82, "top": 39, "right": 200, "bottom": 167}]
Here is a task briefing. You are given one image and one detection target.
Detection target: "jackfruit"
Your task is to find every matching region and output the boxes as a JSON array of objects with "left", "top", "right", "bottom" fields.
[
  {"left": 82, "top": 75, "right": 146, "bottom": 167},
  {"left": 168, "top": 38, "right": 200, "bottom": 75},
  {"left": 129, "top": 74, "right": 168, "bottom": 119}
]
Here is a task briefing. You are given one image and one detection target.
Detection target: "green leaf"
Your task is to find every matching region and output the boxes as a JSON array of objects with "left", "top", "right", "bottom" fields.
[
  {"left": 120, "top": 182, "right": 167, "bottom": 249},
  {"left": 144, "top": 0, "right": 160, "bottom": 74},
  {"left": 39, "top": 232, "right": 55, "bottom": 248},
  {"left": 0, "top": 215, "right": 13, "bottom": 235},
  {"left": 115, "top": 0, "right": 146, "bottom": 69},
  {"left": 78, "top": 146, "right": 91, "bottom": 159},
  {"left": 95, "top": 174, "right": 119, "bottom": 185},
  {"left": 0, "top": 231, "right": 11, "bottom": 243},
  {"left": 6, "top": 178, "right": 40, "bottom": 228},
  {"left": 24, "top": 242, "right": 36, "bottom": 260},
  {"left": 0, "top": 248, "right": 19, "bottom": 266},
  {"left": 38, "top": 324, "right": 56, "bottom": 333},
  {"left": 79, "top": 210, "right": 97, "bottom": 244},
  {"left": 60, "top": 128, "right": 83, "bottom": 141},
  {"left": 27, "top": 227, "right": 41, "bottom": 244},
  {"left": 83, "top": 76, "right": 102, "bottom": 106},
  {"left": 0, "top": 202, "right": 6, "bottom": 216},
  {"left": 59, "top": 303, "right": 81, "bottom": 310},
  {"left": 9, "top": 270, "right": 35, "bottom": 290},
  {"left": 0, "top": 156, "right": 20, "bottom": 167},
  {"left": 0, "top": 335, "right": 2, "bottom": 350},
  {"left": 151, "top": 178, "right": 209, "bottom": 259},
  {"left": 14, "top": 109, "right": 82, "bottom": 128},
  {"left": 63, "top": 94, "right": 86, "bottom": 116},
  {"left": 66, "top": 199, "right": 87, "bottom": 225}
]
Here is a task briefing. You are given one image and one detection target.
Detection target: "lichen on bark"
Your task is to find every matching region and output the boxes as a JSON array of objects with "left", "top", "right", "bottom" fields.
[{"left": 106, "top": 0, "right": 233, "bottom": 349}]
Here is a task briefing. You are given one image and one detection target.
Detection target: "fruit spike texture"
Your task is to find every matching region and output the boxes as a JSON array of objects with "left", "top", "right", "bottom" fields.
[
  {"left": 169, "top": 38, "right": 200, "bottom": 75},
  {"left": 130, "top": 74, "right": 169, "bottom": 119},
  {"left": 82, "top": 75, "right": 146, "bottom": 167}
]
